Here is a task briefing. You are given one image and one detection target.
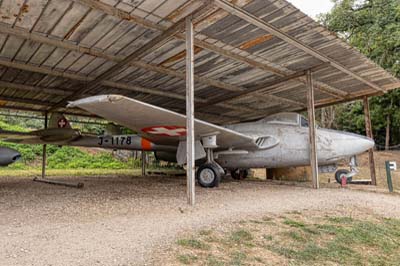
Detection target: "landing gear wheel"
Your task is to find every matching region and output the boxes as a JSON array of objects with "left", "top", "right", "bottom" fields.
[
  {"left": 231, "top": 169, "right": 249, "bottom": 180},
  {"left": 335, "top": 169, "right": 352, "bottom": 184},
  {"left": 197, "top": 163, "right": 221, "bottom": 188}
]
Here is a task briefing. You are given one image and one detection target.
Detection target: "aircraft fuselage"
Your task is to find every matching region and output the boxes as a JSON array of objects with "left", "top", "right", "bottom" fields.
[{"left": 220, "top": 120, "right": 374, "bottom": 169}]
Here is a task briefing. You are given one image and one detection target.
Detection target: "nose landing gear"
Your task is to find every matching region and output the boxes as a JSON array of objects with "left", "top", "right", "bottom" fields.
[{"left": 334, "top": 156, "right": 359, "bottom": 184}]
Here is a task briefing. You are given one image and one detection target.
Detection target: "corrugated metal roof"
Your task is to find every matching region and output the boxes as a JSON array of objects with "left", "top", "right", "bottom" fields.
[{"left": 0, "top": 0, "right": 398, "bottom": 123}]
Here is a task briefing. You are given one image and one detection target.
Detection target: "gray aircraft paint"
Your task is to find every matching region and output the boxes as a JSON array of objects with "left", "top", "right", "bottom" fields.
[
  {"left": 71, "top": 135, "right": 176, "bottom": 152},
  {"left": 0, "top": 147, "right": 21, "bottom": 166},
  {"left": 218, "top": 117, "right": 374, "bottom": 169}
]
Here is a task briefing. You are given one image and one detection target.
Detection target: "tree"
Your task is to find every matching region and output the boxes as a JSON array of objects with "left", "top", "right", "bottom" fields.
[{"left": 320, "top": 0, "right": 400, "bottom": 149}]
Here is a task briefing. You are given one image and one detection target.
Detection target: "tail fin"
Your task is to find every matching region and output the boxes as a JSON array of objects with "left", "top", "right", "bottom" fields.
[{"left": 48, "top": 113, "right": 71, "bottom": 129}]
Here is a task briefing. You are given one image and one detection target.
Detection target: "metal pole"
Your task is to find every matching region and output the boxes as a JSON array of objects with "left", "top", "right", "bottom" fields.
[
  {"left": 385, "top": 161, "right": 394, "bottom": 193},
  {"left": 141, "top": 151, "right": 146, "bottom": 176},
  {"left": 41, "top": 112, "right": 48, "bottom": 179},
  {"left": 363, "top": 96, "right": 377, "bottom": 185},
  {"left": 306, "top": 70, "right": 319, "bottom": 189},
  {"left": 186, "top": 16, "right": 195, "bottom": 206}
]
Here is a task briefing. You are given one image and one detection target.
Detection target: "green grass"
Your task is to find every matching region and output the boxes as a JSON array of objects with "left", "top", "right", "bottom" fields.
[
  {"left": 0, "top": 141, "right": 138, "bottom": 170},
  {"left": 230, "top": 229, "right": 253, "bottom": 243},
  {"left": 177, "top": 238, "right": 210, "bottom": 250},
  {"left": 283, "top": 218, "right": 306, "bottom": 228},
  {"left": 284, "top": 230, "right": 306, "bottom": 242},
  {"left": 206, "top": 255, "right": 225, "bottom": 266},
  {"left": 169, "top": 213, "right": 400, "bottom": 265},
  {"left": 177, "top": 254, "right": 198, "bottom": 264},
  {"left": 263, "top": 234, "right": 273, "bottom": 241},
  {"left": 327, "top": 216, "right": 354, "bottom": 224},
  {"left": 230, "top": 251, "right": 247, "bottom": 266}
]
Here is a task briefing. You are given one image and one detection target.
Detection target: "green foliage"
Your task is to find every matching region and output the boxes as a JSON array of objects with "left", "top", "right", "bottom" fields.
[
  {"left": 0, "top": 119, "right": 141, "bottom": 170},
  {"left": 0, "top": 120, "right": 29, "bottom": 132},
  {"left": 321, "top": 0, "right": 400, "bottom": 147},
  {"left": 46, "top": 146, "right": 128, "bottom": 169},
  {"left": 322, "top": 0, "right": 400, "bottom": 76},
  {"left": 0, "top": 115, "right": 43, "bottom": 130}
]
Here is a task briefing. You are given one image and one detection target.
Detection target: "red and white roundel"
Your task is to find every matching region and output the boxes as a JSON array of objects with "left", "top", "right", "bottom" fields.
[
  {"left": 58, "top": 117, "right": 68, "bottom": 128},
  {"left": 142, "top": 126, "right": 186, "bottom": 137}
]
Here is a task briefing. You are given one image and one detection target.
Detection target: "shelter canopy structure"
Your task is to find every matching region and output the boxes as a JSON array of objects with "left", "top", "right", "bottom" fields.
[{"left": 0, "top": 0, "right": 398, "bottom": 123}]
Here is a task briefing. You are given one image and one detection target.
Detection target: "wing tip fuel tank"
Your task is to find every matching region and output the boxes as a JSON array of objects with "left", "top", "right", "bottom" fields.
[{"left": 68, "top": 95, "right": 123, "bottom": 108}]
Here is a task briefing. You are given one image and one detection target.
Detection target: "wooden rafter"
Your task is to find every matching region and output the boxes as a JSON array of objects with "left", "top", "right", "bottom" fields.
[
  {"left": 48, "top": 1, "right": 215, "bottom": 111},
  {"left": 0, "top": 59, "right": 264, "bottom": 116},
  {"left": 214, "top": 0, "right": 384, "bottom": 92},
  {"left": 69, "top": 0, "right": 348, "bottom": 99},
  {"left": 0, "top": 24, "right": 305, "bottom": 107}
]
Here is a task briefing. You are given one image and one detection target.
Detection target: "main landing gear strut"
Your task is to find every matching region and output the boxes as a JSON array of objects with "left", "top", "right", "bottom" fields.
[{"left": 196, "top": 135, "right": 224, "bottom": 188}]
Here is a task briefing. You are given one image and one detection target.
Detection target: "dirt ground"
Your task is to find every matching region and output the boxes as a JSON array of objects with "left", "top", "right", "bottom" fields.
[
  {"left": 321, "top": 150, "right": 400, "bottom": 189},
  {"left": 252, "top": 151, "right": 400, "bottom": 190},
  {"left": 1, "top": 174, "right": 400, "bottom": 266}
]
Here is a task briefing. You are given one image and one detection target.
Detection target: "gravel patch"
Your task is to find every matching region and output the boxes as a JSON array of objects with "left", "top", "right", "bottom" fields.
[{"left": 1, "top": 175, "right": 400, "bottom": 266}]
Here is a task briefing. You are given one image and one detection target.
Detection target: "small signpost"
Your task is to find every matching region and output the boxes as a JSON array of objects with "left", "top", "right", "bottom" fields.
[{"left": 385, "top": 161, "right": 396, "bottom": 193}]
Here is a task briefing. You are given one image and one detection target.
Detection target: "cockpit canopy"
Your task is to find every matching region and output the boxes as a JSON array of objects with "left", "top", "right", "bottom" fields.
[{"left": 260, "top": 112, "right": 309, "bottom": 127}]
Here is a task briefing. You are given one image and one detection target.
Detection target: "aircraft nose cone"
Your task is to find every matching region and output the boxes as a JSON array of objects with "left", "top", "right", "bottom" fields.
[
  {"left": 324, "top": 130, "right": 375, "bottom": 159},
  {"left": 348, "top": 135, "right": 375, "bottom": 155},
  {"left": 359, "top": 137, "right": 375, "bottom": 151}
]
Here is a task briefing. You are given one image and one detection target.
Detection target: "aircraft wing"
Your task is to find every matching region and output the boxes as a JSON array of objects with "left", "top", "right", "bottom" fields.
[
  {"left": 0, "top": 130, "right": 38, "bottom": 140},
  {"left": 69, "top": 95, "right": 272, "bottom": 150}
]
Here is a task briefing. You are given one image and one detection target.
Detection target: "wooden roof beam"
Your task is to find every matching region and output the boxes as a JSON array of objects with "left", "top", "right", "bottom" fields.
[
  {"left": 71, "top": 0, "right": 348, "bottom": 99},
  {"left": 0, "top": 81, "right": 70, "bottom": 96},
  {"left": 214, "top": 0, "right": 385, "bottom": 93},
  {"left": 0, "top": 59, "right": 261, "bottom": 115},
  {"left": 48, "top": 1, "right": 214, "bottom": 111},
  {"left": 198, "top": 65, "right": 324, "bottom": 108},
  {"left": 0, "top": 25, "right": 305, "bottom": 108}
]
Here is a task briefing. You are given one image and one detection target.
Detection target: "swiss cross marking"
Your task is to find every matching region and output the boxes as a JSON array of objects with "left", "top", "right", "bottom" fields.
[
  {"left": 58, "top": 118, "right": 68, "bottom": 128},
  {"left": 142, "top": 126, "right": 186, "bottom": 137}
]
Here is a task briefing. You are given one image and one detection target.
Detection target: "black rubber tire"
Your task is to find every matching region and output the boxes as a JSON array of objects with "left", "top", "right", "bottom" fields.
[
  {"left": 197, "top": 163, "right": 221, "bottom": 188},
  {"left": 231, "top": 169, "right": 249, "bottom": 180},
  {"left": 335, "top": 169, "right": 352, "bottom": 184},
  {"left": 240, "top": 169, "right": 249, "bottom": 179},
  {"left": 231, "top": 169, "right": 241, "bottom": 180}
]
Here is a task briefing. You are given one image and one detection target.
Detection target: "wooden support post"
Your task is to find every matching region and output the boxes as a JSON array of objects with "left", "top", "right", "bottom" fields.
[
  {"left": 141, "top": 151, "right": 146, "bottom": 176},
  {"left": 186, "top": 16, "right": 195, "bottom": 206},
  {"left": 41, "top": 112, "right": 48, "bottom": 179},
  {"left": 363, "top": 96, "right": 377, "bottom": 185},
  {"left": 306, "top": 70, "right": 319, "bottom": 189}
]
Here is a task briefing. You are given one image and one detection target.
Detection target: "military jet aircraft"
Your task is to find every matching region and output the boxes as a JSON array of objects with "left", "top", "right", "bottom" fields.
[
  {"left": 67, "top": 95, "right": 374, "bottom": 187},
  {"left": 0, "top": 94, "right": 374, "bottom": 187}
]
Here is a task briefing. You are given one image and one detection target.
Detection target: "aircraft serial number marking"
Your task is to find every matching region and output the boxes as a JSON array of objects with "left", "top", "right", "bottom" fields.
[{"left": 98, "top": 136, "right": 132, "bottom": 146}]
